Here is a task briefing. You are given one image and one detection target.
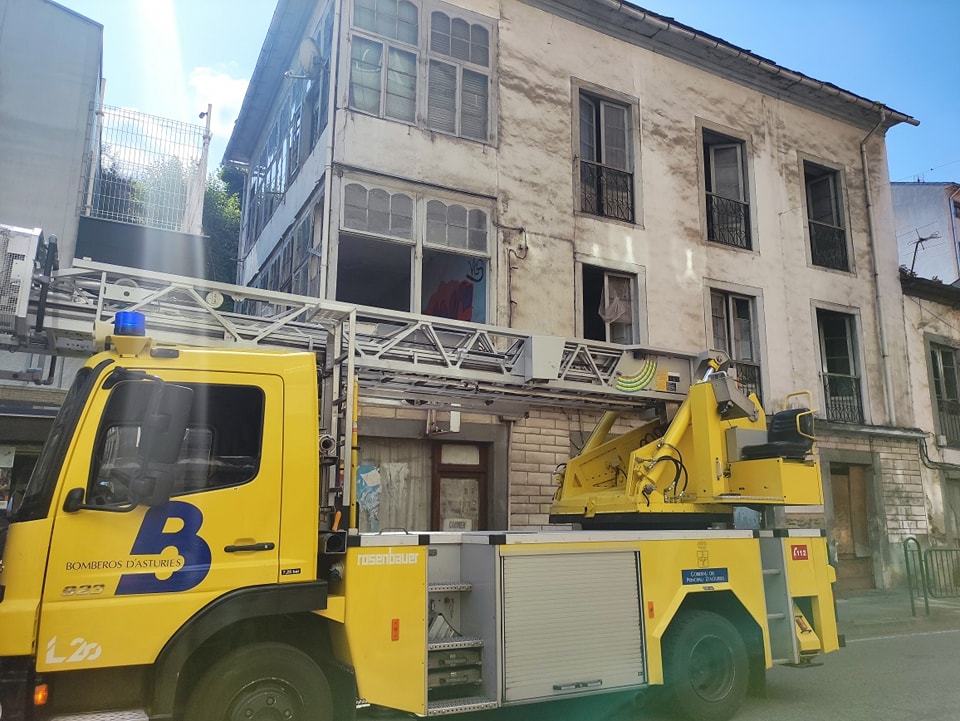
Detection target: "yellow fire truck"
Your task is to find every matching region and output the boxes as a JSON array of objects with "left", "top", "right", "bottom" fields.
[{"left": 0, "top": 227, "right": 838, "bottom": 721}]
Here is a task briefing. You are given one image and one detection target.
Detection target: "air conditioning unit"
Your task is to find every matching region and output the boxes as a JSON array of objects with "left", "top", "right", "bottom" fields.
[{"left": 0, "top": 225, "right": 41, "bottom": 336}]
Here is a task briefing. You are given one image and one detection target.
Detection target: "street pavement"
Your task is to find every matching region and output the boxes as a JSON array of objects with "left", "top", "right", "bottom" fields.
[{"left": 835, "top": 586, "right": 960, "bottom": 640}]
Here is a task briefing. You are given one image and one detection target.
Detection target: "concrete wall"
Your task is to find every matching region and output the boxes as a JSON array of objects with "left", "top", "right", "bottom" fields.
[{"left": 0, "top": 0, "right": 102, "bottom": 264}]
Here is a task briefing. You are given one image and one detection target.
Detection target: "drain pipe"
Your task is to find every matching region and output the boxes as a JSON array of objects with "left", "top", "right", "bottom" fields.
[
  {"left": 949, "top": 185, "right": 960, "bottom": 281},
  {"left": 860, "top": 108, "right": 895, "bottom": 425}
]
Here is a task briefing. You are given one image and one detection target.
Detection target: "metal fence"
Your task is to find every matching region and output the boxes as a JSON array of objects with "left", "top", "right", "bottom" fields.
[
  {"left": 82, "top": 105, "right": 210, "bottom": 234},
  {"left": 903, "top": 537, "right": 960, "bottom": 617},
  {"left": 821, "top": 373, "right": 864, "bottom": 423}
]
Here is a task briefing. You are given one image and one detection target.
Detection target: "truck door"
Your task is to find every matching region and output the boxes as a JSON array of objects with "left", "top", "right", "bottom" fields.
[{"left": 37, "top": 371, "right": 284, "bottom": 673}]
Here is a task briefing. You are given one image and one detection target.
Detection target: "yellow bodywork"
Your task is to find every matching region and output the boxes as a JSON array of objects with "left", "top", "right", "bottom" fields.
[{"left": 553, "top": 374, "right": 823, "bottom": 521}]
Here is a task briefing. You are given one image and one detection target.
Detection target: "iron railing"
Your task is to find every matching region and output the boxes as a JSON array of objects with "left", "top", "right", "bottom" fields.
[
  {"left": 821, "top": 373, "right": 863, "bottom": 423},
  {"left": 809, "top": 220, "right": 848, "bottom": 271},
  {"left": 735, "top": 361, "right": 761, "bottom": 404},
  {"left": 935, "top": 397, "right": 960, "bottom": 447},
  {"left": 706, "top": 193, "right": 751, "bottom": 249},
  {"left": 580, "top": 160, "right": 634, "bottom": 222}
]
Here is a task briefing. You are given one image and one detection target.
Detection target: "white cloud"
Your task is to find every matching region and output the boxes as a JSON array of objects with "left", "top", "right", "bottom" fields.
[{"left": 188, "top": 67, "right": 249, "bottom": 159}]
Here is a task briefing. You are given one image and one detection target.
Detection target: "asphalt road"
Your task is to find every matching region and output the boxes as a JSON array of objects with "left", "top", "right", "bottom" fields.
[{"left": 360, "top": 625, "right": 960, "bottom": 721}]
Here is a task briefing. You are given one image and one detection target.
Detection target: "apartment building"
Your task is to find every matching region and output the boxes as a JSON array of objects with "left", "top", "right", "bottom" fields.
[{"left": 225, "top": 0, "right": 920, "bottom": 589}]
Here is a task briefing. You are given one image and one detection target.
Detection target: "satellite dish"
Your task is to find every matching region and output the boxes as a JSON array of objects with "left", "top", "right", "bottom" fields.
[{"left": 298, "top": 37, "right": 319, "bottom": 71}]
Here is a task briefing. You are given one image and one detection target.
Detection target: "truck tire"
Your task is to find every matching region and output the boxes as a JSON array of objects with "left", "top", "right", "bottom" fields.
[
  {"left": 662, "top": 610, "right": 749, "bottom": 721},
  {"left": 183, "top": 642, "right": 333, "bottom": 721}
]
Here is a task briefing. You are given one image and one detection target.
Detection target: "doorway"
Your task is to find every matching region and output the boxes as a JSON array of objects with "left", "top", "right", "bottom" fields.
[
  {"left": 432, "top": 442, "right": 488, "bottom": 531},
  {"left": 830, "top": 464, "right": 875, "bottom": 593}
]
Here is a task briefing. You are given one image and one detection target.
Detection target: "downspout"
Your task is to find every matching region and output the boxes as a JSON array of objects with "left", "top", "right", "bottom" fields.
[
  {"left": 860, "top": 108, "right": 896, "bottom": 425},
  {"left": 317, "top": 0, "right": 344, "bottom": 301}
]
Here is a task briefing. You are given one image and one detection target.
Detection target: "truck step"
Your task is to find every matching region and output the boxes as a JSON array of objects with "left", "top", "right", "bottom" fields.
[
  {"left": 427, "top": 696, "right": 498, "bottom": 716},
  {"left": 429, "top": 582, "right": 473, "bottom": 593},
  {"left": 761, "top": 568, "right": 782, "bottom": 576},
  {"left": 49, "top": 712, "right": 148, "bottom": 721},
  {"left": 428, "top": 636, "right": 484, "bottom": 651},
  {"left": 767, "top": 612, "right": 787, "bottom": 620}
]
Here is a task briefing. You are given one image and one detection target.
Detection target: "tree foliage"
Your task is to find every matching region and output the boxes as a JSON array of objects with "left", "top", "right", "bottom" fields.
[{"left": 203, "top": 166, "right": 244, "bottom": 289}]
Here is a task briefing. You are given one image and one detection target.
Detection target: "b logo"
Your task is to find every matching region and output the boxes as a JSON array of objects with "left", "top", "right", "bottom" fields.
[{"left": 116, "top": 502, "right": 211, "bottom": 595}]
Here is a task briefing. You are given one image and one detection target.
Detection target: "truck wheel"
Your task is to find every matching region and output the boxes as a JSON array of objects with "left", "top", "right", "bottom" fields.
[
  {"left": 663, "top": 610, "right": 749, "bottom": 721},
  {"left": 183, "top": 642, "right": 333, "bottom": 721}
]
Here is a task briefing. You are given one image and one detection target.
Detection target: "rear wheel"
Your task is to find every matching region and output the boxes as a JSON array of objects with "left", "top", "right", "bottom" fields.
[
  {"left": 183, "top": 642, "right": 333, "bottom": 721},
  {"left": 663, "top": 610, "right": 749, "bottom": 721}
]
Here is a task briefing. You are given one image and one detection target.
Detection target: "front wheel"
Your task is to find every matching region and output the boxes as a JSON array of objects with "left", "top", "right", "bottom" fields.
[
  {"left": 662, "top": 610, "right": 749, "bottom": 721},
  {"left": 183, "top": 642, "right": 333, "bottom": 721}
]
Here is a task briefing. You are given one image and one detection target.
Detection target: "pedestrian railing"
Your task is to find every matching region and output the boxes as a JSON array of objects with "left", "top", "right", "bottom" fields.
[{"left": 902, "top": 537, "right": 960, "bottom": 616}]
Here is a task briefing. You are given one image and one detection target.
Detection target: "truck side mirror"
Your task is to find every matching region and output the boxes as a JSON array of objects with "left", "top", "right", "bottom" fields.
[{"left": 129, "top": 383, "right": 193, "bottom": 507}]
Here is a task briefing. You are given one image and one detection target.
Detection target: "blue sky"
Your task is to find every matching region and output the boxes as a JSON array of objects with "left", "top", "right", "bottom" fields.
[{"left": 58, "top": 0, "right": 959, "bottom": 183}]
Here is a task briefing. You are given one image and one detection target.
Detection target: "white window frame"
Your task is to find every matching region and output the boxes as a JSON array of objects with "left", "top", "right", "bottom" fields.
[
  {"left": 575, "top": 254, "right": 645, "bottom": 345},
  {"left": 707, "top": 287, "right": 762, "bottom": 401},
  {"left": 332, "top": 176, "right": 494, "bottom": 322},
  {"left": 697, "top": 119, "right": 755, "bottom": 252},
  {"left": 799, "top": 154, "right": 854, "bottom": 274},
  {"left": 346, "top": 0, "right": 497, "bottom": 144},
  {"left": 813, "top": 304, "right": 866, "bottom": 423}
]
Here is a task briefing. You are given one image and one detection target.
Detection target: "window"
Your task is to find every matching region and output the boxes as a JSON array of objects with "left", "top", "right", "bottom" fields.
[
  {"left": 817, "top": 309, "right": 863, "bottom": 423},
  {"left": 710, "top": 290, "right": 761, "bottom": 402},
  {"left": 336, "top": 180, "right": 490, "bottom": 322},
  {"left": 703, "top": 130, "right": 750, "bottom": 249},
  {"left": 87, "top": 382, "right": 265, "bottom": 506},
  {"left": 241, "top": 215, "right": 313, "bottom": 316},
  {"left": 805, "top": 162, "right": 848, "bottom": 271},
  {"left": 582, "top": 265, "right": 637, "bottom": 344},
  {"left": 953, "top": 201, "right": 960, "bottom": 220},
  {"left": 578, "top": 92, "right": 633, "bottom": 222},
  {"left": 348, "top": 0, "right": 493, "bottom": 143},
  {"left": 931, "top": 344, "right": 960, "bottom": 446}
]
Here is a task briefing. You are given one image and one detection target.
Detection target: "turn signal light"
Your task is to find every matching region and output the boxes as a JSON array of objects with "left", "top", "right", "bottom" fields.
[{"left": 34, "top": 683, "right": 49, "bottom": 706}]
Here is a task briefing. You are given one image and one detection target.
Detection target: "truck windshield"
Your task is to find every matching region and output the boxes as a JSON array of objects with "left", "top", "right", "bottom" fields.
[{"left": 7, "top": 361, "right": 108, "bottom": 522}]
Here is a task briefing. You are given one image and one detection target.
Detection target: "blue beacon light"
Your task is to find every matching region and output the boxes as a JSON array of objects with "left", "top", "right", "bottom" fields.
[{"left": 113, "top": 311, "right": 147, "bottom": 337}]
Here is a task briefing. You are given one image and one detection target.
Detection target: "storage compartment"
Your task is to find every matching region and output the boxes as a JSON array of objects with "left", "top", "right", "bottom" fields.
[{"left": 500, "top": 551, "right": 645, "bottom": 702}]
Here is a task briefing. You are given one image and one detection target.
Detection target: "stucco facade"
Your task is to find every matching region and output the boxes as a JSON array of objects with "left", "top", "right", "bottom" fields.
[{"left": 226, "top": 0, "right": 920, "bottom": 588}]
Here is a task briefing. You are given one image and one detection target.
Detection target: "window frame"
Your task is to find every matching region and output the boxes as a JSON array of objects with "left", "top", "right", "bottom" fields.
[
  {"left": 800, "top": 155, "right": 853, "bottom": 273},
  {"left": 708, "top": 287, "right": 763, "bottom": 403},
  {"left": 698, "top": 120, "right": 754, "bottom": 252},
  {"left": 814, "top": 306, "right": 865, "bottom": 423},
  {"left": 575, "top": 254, "right": 645, "bottom": 345},
  {"left": 572, "top": 80, "right": 640, "bottom": 226},
  {"left": 345, "top": 0, "right": 497, "bottom": 145},
  {"left": 332, "top": 176, "right": 494, "bottom": 322},
  {"left": 927, "top": 338, "right": 960, "bottom": 448}
]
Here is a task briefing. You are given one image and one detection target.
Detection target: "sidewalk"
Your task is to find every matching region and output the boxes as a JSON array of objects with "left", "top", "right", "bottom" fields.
[{"left": 835, "top": 588, "right": 960, "bottom": 640}]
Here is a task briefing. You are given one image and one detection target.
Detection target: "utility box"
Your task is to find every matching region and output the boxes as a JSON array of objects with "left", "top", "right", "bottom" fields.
[
  {"left": 517, "top": 335, "right": 565, "bottom": 382},
  {"left": 0, "top": 226, "right": 41, "bottom": 336}
]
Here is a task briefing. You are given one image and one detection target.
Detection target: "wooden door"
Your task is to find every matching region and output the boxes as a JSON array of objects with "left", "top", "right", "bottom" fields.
[{"left": 830, "top": 464, "right": 875, "bottom": 593}]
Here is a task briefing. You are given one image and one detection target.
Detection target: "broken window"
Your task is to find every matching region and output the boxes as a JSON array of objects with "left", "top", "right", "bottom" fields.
[
  {"left": 805, "top": 162, "right": 849, "bottom": 271},
  {"left": 578, "top": 92, "right": 633, "bottom": 222},
  {"left": 582, "top": 265, "right": 636, "bottom": 344},
  {"left": 703, "top": 130, "right": 750, "bottom": 249},
  {"left": 710, "top": 290, "right": 761, "bottom": 402},
  {"left": 337, "top": 180, "right": 489, "bottom": 321}
]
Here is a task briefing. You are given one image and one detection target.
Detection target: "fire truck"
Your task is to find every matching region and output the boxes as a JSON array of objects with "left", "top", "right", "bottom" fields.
[{"left": 0, "top": 226, "right": 838, "bottom": 721}]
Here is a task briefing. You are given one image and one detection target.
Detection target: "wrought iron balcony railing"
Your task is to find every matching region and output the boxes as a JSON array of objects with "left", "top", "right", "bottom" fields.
[
  {"left": 821, "top": 373, "right": 863, "bottom": 423},
  {"left": 580, "top": 159, "right": 634, "bottom": 222},
  {"left": 735, "top": 361, "right": 762, "bottom": 404},
  {"left": 809, "top": 220, "right": 849, "bottom": 271},
  {"left": 706, "top": 193, "right": 751, "bottom": 249}
]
